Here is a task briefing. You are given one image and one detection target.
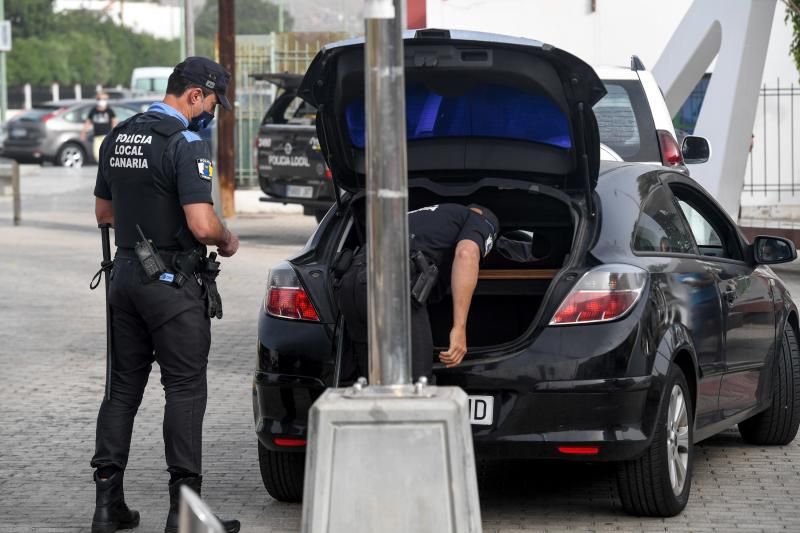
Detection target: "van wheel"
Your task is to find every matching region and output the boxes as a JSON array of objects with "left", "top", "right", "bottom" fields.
[
  {"left": 616, "top": 365, "right": 693, "bottom": 516},
  {"left": 257, "top": 440, "right": 305, "bottom": 502},
  {"left": 56, "top": 142, "right": 85, "bottom": 168},
  {"left": 739, "top": 322, "right": 800, "bottom": 445}
]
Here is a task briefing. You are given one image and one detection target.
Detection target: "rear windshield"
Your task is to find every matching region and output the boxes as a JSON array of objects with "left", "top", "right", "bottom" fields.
[
  {"left": 594, "top": 80, "right": 660, "bottom": 162},
  {"left": 263, "top": 93, "right": 317, "bottom": 126},
  {"left": 345, "top": 83, "right": 571, "bottom": 150}
]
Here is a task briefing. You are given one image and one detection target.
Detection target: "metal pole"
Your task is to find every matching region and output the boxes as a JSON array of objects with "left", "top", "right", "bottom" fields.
[
  {"left": 364, "top": 0, "right": 411, "bottom": 386},
  {"left": 218, "top": 0, "right": 236, "bottom": 218},
  {"left": 0, "top": 0, "right": 7, "bottom": 125},
  {"left": 11, "top": 159, "right": 19, "bottom": 226},
  {"left": 184, "top": 0, "right": 195, "bottom": 57}
]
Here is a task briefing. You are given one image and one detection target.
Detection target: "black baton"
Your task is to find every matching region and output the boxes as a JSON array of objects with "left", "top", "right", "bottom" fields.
[{"left": 98, "top": 223, "right": 113, "bottom": 401}]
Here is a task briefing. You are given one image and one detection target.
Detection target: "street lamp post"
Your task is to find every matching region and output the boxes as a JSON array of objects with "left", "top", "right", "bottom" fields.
[{"left": 300, "top": 3, "right": 482, "bottom": 531}]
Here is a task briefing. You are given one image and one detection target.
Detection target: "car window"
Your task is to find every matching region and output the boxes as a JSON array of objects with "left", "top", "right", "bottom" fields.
[
  {"left": 283, "top": 97, "right": 316, "bottom": 125},
  {"left": 633, "top": 186, "right": 695, "bottom": 254},
  {"left": 677, "top": 201, "right": 721, "bottom": 247},
  {"left": 669, "top": 183, "right": 743, "bottom": 261},
  {"left": 595, "top": 80, "right": 661, "bottom": 162},
  {"left": 111, "top": 106, "right": 137, "bottom": 121},
  {"left": 63, "top": 105, "right": 92, "bottom": 123}
]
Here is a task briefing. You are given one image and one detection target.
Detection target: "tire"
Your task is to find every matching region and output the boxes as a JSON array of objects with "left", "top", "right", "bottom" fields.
[
  {"left": 56, "top": 142, "right": 85, "bottom": 168},
  {"left": 738, "top": 322, "right": 800, "bottom": 445},
  {"left": 616, "top": 365, "right": 693, "bottom": 517},
  {"left": 257, "top": 440, "right": 305, "bottom": 502}
]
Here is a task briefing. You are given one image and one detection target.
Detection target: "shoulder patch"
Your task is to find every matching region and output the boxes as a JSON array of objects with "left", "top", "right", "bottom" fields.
[
  {"left": 181, "top": 130, "right": 202, "bottom": 143},
  {"left": 196, "top": 158, "right": 213, "bottom": 181}
]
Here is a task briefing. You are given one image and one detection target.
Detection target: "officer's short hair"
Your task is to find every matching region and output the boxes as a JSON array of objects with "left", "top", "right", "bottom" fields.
[{"left": 165, "top": 72, "right": 212, "bottom": 98}]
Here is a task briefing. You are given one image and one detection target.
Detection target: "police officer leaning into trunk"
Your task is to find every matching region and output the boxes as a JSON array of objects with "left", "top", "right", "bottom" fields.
[
  {"left": 334, "top": 203, "right": 500, "bottom": 380},
  {"left": 90, "top": 57, "right": 241, "bottom": 533}
]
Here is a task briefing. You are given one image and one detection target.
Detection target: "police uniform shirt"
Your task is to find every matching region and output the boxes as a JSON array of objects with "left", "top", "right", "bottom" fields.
[
  {"left": 93, "top": 102, "right": 214, "bottom": 249},
  {"left": 88, "top": 106, "right": 116, "bottom": 136},
  {"left": 408, "top": 203, "right": 497, "bottom": 293}
]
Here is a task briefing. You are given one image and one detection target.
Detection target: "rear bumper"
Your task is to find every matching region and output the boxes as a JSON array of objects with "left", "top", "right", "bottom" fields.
[
  {"left": 2, "top": 142, "right": 49, "bottom": 162},
  {"left": 258, "top": 176, "right": 335, "bottom": 212},
  {"left": 253, "top": 370, "right": 661, "bottom": 461},
  {"left": 468, "top": 376, "right": 657, "bottom": 461}
]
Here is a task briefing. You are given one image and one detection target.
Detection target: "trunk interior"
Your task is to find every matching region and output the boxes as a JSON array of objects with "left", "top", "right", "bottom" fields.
[{"left": 341, "top": 181, "right": 576, "bottom": 350}]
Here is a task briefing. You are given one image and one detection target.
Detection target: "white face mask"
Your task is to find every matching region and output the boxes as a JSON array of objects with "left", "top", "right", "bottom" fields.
[{"left": 96, "top": 99, "right": 108, "bottom": 110}]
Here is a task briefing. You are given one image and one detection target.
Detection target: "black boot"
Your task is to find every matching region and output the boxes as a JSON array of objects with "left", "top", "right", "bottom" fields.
[
  {"left": 165, "top": 475, "right": 240, "bottom": 533},
  {"left": 91, "top": 471, "right": 140, "bottom": 533}
]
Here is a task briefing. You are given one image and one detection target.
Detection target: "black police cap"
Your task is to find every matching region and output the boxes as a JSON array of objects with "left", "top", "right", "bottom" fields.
[{"left": 174, "top": 56, "right": 232, "bottom": 110}]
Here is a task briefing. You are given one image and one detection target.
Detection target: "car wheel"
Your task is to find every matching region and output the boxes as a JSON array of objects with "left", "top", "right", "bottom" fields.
[
  {"left": 738, "top": 322, "right": 800, "bottom": 445},
  {"left": 257, "top": 440, "right": 305, "bottom": 502},
  {"left": 616, "top": 365, "right": 693, "bottom": 516},
  {"left": 56, "top": 142, "right": 85, "bottom": 168}
]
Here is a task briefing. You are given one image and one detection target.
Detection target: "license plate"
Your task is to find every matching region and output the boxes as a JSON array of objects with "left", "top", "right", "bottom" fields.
[
  {"left": 10, "top": 128, "right": 26, "bottom": 138},
  {"left": 287, "top": 185, "right": 313, "bottom": 198},
  {"left": 467, "top": 395, "right": 494, "bottom": 426}
]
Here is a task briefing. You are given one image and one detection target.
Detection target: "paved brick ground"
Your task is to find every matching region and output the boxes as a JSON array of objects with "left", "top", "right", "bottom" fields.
[{"left": 1, "top": 165, "right": 799, "bottom": 532}]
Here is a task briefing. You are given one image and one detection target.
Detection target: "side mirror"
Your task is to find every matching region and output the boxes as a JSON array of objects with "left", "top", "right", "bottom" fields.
[
  {"left": 752, "top": 236, "right": 797, "bottom": 265},
  {"left": 681, "top": 135, "right": 710, "bottom": 164}
]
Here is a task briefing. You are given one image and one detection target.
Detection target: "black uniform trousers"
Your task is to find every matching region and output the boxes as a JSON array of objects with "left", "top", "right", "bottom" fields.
[
  {"left": 91, "top": 252, "right": 210, "bottom": 476},
  {"left": 333, "top": 251, "right": 434, "bottom": 381}
]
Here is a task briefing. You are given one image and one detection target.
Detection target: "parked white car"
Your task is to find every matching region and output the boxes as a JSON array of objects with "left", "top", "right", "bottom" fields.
[{"left": 595, "top": 58, "right": 709, "bottom": 166}]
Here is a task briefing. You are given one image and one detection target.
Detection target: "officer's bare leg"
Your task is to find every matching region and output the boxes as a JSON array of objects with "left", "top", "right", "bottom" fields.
[
  {"left": 92, "top": 305, "right": 155, "bottom": 472},
  {"left": 151, "top": 305, "right": 210, "bottom": 476}
]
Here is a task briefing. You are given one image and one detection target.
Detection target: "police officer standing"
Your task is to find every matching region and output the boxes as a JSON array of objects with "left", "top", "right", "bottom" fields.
[
  {"left": 334, "top": 203, "right": 499, "bottom": 380},
  {"left": 90, "top": 57, "right": 240, "bottom": 533}
]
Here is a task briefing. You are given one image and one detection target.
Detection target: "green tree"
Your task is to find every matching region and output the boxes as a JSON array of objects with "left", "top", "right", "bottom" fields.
[
  {"left": 787, "top": 1, "right": 800, "bottom": 79},
  {"left": 8, "top": 8, "right": 179, "bottom": 86},
  {"left": 195, "top": 0, "right": 292, "bottom": 36},
  {"left": 7, "top": 0, "right": 55, "bottom": 38}
]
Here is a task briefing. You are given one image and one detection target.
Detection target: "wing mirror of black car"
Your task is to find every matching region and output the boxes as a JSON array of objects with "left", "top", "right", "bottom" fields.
[
  {"left": 681, "top": 135, "right": 710, "bottom": 164},
  {"left": 752, "top": 236, "right": 797, "bottom": 265}
]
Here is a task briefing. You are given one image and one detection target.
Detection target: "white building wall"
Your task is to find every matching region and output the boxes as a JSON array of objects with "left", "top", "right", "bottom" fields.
[
  {"left": 54, "top": 0, "right": 182, "bottom": 40},
  {"left": 425, "top": 0, "right": 796, "bottom": 84},
  {"left": 425, "top": 0, "right": 800, "bottom": 219}
]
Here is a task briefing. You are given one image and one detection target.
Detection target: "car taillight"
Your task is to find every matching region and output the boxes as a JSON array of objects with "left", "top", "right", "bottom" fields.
[
  {"left": 324, "top": 166, "right": 332, "bottom": 180},
  {"left": 658, "top": 129, "right": 683, "bottom": 167},
  {"left": 42, "top": 108, "right": 67, "bottom": 122},
  {"left": 550, "top": 265, "right": 647, "bottom": 325},
  {"left": 558, "top": 446, "right": 599, "bottom": 455},
  {"left": 274, "top": 437, "right": 307, "bottom": 447},
  {"left": 265, "top": 262, "right": 320, "bottom": 321}
]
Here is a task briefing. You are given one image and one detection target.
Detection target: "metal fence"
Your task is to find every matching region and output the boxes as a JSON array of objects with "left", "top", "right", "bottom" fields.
[
  {"left": 234, "top": 32, "right": 349, "bottom": 186},
  {"left": 743, "top": 83, "right": 800, "bottom": 200}
]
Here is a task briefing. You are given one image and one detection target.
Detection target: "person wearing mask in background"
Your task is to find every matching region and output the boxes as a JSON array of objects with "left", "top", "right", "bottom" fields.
[{"left": 82, "top": 93, "right": 118, "bottom": 162}]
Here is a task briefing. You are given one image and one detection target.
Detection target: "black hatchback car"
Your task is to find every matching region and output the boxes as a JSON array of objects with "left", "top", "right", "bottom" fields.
[{"left": 253, "top": 30, "right": 800, "bottom": 517}]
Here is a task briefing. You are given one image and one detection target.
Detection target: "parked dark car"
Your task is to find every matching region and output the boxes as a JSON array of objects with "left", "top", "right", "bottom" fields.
[
  {"left": 252, "top": 30, "right": 800, "bottom": 517},
  {"left": 254, "top": 73, "right": 333, "bottom": 221},
  {"left": 2, "top": 100, "right": 138, "bottom": 166}
]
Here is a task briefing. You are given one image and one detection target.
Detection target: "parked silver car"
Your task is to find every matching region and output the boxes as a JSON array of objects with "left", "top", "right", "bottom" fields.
[{"left": 1, "top": 100, "right": 138, "bottom": 167}]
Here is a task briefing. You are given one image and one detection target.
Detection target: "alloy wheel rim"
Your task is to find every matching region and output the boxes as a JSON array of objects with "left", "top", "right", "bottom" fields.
[
  {"left": 666, "top": 384, "right": 690, "bottom": 496},
  {"left": 62, "top": 146, "right": 83, "bottom": 167}
]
